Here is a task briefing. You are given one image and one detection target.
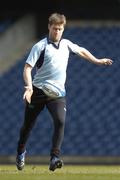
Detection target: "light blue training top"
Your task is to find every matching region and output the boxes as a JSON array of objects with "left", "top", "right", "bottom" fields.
[{"left": 26, "top": 37, "right": 81, "bottom": 97}]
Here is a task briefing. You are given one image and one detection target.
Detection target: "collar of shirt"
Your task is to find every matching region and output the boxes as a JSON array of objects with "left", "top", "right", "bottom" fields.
[{"left": 47, "top": 36, "right": 62, "bottom": 49}]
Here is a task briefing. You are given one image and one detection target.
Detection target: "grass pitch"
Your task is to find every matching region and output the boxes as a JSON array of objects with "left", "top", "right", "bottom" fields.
[{"left": 1, "top": 164, "right": 120, "bottom": 180}]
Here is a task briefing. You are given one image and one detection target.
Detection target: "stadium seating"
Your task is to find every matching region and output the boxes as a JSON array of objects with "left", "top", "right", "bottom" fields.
[
  {"left": 0, "top": 18, "right": 17, "bottom": 33},
  {"left": 0, "top": 25, "right": 120, "bottom": 157}
]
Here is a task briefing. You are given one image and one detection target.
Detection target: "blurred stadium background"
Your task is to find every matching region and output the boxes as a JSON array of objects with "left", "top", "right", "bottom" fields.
[{"left": 1, "top": 0, "right": 120, "bottom": 164}]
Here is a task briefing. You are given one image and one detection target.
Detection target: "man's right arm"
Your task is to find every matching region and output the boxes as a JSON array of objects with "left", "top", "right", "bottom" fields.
[{"left": 23, "top": 63, "right": 33, "bottom": 104}]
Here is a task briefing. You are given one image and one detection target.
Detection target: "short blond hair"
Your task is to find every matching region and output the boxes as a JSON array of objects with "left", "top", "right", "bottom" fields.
[{"left": 48, "top": 13, "right": 66, "bottom": 26}]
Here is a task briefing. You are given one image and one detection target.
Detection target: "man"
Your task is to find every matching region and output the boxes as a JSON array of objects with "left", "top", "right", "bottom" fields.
[{"left": 16, "top": 12, "right": 113, "bottom": 171}]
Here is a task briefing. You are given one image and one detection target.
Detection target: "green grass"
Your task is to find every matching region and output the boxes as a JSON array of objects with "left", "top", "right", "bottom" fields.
[{"left": 1, "top": 164, "right": 120, "bottom": 180}]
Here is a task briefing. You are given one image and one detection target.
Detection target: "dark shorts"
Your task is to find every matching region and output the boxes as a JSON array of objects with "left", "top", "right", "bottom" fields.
[
  {"left": 25, "top": 85, "right": 66, "bottom": 122},
  {"left": 31, "top": 85, "right": 66, "bottom": 105}
]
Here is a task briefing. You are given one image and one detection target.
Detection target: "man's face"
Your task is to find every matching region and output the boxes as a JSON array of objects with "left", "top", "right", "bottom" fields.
[{"left": 48, "top": 24, "right": 64, "bottom": 42}]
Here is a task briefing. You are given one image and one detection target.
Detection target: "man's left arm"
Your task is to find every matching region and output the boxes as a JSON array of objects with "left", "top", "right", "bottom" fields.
[{"left": 78, "top": 47, "right": 113, "bottom": 66}]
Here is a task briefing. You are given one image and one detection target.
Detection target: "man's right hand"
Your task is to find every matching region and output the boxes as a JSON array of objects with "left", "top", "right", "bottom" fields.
[{"left": 23, "top": 86, "right": 33, "bottom": 104}]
